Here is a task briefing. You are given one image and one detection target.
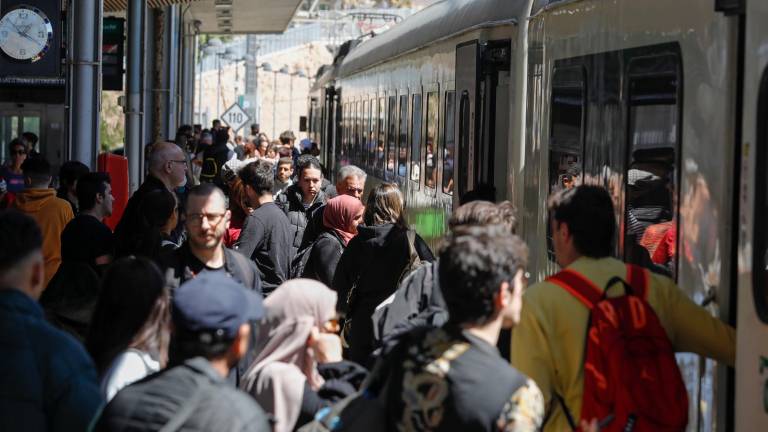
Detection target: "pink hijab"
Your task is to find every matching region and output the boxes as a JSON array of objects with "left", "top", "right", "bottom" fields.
[
  {"left": 241, "top": 279, "right": 338, "bottom": 432},
  {"left": 323, "top": 195, "right": 364, "bottom": 246}
]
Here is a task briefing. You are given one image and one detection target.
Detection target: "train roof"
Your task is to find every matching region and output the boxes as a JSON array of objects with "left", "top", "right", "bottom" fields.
[{"left": 339, "top": 0, "right": 526, "bottom": 77}]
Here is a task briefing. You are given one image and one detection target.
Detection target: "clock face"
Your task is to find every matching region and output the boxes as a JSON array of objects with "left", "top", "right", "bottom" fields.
[{"left": 0, "top": 5, "right": 53, "bottom": 63}]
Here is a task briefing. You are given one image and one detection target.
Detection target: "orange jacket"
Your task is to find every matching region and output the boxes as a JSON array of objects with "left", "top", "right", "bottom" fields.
[{"left": 12, "top": 188, "right": 74, "bottom": 287}]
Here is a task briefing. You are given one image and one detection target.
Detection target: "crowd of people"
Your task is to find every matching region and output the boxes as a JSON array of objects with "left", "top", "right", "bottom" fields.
[{"left": 0, "top": 121, "right": 735, "bottom": 431}]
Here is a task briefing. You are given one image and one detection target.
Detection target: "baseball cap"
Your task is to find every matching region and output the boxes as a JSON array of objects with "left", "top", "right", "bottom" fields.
[{"left": 172, "top": 272, "right": 264, "bottom": 341}]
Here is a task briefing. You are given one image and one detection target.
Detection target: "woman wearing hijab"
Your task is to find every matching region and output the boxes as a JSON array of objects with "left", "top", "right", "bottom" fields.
[
  {"left": 241, "top": 279, "right": 367, "bottom": 432},
  {"left": 302, "top": 195, "right": 365, "bottom": 286}
]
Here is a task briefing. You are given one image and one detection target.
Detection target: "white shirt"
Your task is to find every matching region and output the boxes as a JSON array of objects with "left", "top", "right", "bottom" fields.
[{"left": 100, "top": 349, "right": 160, "bottom": 401}]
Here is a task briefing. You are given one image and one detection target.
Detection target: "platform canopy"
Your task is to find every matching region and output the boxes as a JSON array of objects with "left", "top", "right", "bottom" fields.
[{"left": 104, "top": 0, "right": 303, "bottom": 34}]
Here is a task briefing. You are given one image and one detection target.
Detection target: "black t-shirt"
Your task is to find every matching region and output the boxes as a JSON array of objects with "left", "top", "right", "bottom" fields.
[
  {"left": 235, "top": 202, "right": 295, "bottom": 294},
  {"left": 61, "top": 214, "right": 115, "bottom": 268}
]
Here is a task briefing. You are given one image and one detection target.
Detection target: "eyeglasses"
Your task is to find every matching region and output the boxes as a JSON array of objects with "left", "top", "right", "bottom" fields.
[
  {"left": 10, "top": 150, "right": 26, "bottom": 156},
  {"left": 186, "top": 212, "right": 226, "bottom": 226},
  {"left": 346, "top": 187, "right": 364, "bottom": 194},
  {"left": 168, "top": 160, "right": 187, "bottom": 165}
]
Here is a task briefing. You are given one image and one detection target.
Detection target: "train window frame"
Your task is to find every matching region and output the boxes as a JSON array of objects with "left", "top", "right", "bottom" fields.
[
  {"left": 623, "top": 53, "right": 682, "bottom": 280},
  {"left": 397, "top": 91, "right": 409, "bottom": 178},
  {"left": 442, "top": 88, "right": 457, "bottom": 196},
  {"left": 753, "top": 66, "right": 768, "bottom": 323},
  {"left": 377, "top": 96, "right": 387, "bottom": 176},
  {"left": 424, "top": 89, "right": 440, "bottom": 191},
  {"left": 410, "top": 91, "right": 423, "bottom": 187}
]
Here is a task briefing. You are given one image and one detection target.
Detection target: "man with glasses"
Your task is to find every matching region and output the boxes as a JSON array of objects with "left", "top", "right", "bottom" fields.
[
  {"left": 157, "top": 183, "right": 262, "bottom": 386},
  {"left": 114, "top": 142, "right": 189, "bottom": 257}
]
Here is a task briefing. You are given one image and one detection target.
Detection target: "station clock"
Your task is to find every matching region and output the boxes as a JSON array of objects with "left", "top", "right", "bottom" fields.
[{"left": 0, "top": 5, "right": 54, "bottom": 63}]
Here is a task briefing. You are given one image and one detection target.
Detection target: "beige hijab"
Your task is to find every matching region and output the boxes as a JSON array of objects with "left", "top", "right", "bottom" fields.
[{"left": 241, "top": 279, "right": 338, "bottom": 432}]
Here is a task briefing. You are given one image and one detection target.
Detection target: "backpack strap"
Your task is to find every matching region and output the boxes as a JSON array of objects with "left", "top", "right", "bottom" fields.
[
  {"left": 625, "top": 263, "right": 649, "bottom": 299},
  {"left": 547, "top": 269, "right": 603, "bottom": 309}
]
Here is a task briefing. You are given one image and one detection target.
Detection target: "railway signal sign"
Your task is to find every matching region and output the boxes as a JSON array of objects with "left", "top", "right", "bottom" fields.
[{"left": 221, "top": 103, "right": 250, "bottom": 133}]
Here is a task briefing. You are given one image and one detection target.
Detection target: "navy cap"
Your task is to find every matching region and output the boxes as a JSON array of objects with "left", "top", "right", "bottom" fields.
[{"left": 172, "top": 272, "right": 264, "bottom": 340}]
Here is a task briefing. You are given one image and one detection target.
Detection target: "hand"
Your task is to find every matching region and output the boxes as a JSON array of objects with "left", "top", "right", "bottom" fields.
[
  {"left": 580, "top": 418, "right": 599, "bottom": 432},
  {"left": 308, "top": 327, "right": 343, "bottom": 364}
]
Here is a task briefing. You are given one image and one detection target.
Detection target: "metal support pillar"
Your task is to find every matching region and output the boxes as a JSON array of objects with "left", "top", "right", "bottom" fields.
[
  {"left": 245, "top": 35, "right": 260, "bottom": 125},
  {"left": 125, "top": 0, "right": 146, "bottom": 193},
  {"left": 179, "top": 16, "right": 196, "bottom": 125},
  {"left": 162, "top": 5, "right": 180, "bottom": 137},
  {"left": 70, "top": 0, "right": 102, "bottom": 169}
]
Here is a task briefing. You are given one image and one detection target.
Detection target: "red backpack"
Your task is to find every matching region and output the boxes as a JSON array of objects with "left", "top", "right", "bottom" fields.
[{"left": 547, "top": 264, "right": 688, "bottom": 431}]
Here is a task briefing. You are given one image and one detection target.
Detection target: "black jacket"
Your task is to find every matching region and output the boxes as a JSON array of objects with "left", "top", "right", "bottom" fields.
[
  {"left": 295, "top": 360, "right": 368, "bottom": 429},
  {"left": 156, "top": 243, "right": 262, "bottom": 386},
  {"left": 332, "top": 223, "right": 434, "bottom": 367},
  {"left": 113, "top": 175, "right": 166, "bottom": 258},
  {"left": 96, "top": 357, "right": 270, "bottom": 432},
  {"left": 302, "top": 230, "right": 345, "bottom": 287},
  {"left": 200, "top": 143, "right": 234, "bottom": 189},
  {"left": 275, "top": 183, "right": 327, "bottom": 253},
  {"left": 234, "top": 202, "right": 294, "bottom": 295}
]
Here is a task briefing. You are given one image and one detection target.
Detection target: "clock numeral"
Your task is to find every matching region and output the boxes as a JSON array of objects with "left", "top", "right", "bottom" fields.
[
  {"left": 19, "top": 48, "right": 25, "bottom": 56},
  {"left": 38, "top": 31, "right": 44, "bottom": 38},
  {"left": 19, "top": 12, "right": 27, "bottom": 19}
]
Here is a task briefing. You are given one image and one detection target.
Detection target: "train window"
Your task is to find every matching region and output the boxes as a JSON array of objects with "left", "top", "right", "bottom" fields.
[
  {"left": 624, "top": 56, "right": 680, "bottom": 278},
  {"left": 549, "top": 67, "right": 585, "bottom": 196},
  {"left": 362, "top": 100, "right": 369, "bottom": 168},
  {"left": 458, "top": 91, "right": 471, "bottom": 196},
  {"left": 387, "top": 96, "right": 397, "bottom": 172},
  {"left": 754, "top": 67, "right": 768, "bottom": 323},
  {"left": 355, "top": 101, "right": 361, "bottom": 163},
  {"left": 398, "top": 95, "right": 408, "bottom": 177},
  {"left": 377, "top": 97, "right": 386, "bottom": 173},
  {"left": 425, "top": 91, "right": 439, "bottom": 188},
  {"left": 341, "top": 103, "right": 348, "bottom": 162},
  {"left": 443, "top": 91, "right": 456, "bottom": 194},
  {"left": 411, "top": 94, "right": 423, "bottom": 183},
  {"left": 368, "top": 98, "right": 376, "bottom": 170}
]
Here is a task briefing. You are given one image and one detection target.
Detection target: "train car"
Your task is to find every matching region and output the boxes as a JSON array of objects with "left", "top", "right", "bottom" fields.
[
  {"left": 310, "top": 0, "right": 766, "bottom": 429},
  {"left": 736, "top": 0, "right": 768, "bottom": 428},
  {"left": 319, "top": 0, "right": 526, "bottom": 250}
]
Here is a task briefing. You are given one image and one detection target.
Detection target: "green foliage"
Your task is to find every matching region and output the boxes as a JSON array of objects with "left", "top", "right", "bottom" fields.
[{"left": 100, "top": 91, "right": 125, "bottom": 152}]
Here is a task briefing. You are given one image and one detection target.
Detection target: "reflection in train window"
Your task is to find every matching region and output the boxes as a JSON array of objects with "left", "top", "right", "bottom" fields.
[
  {"left": 377, "top": 97, "right": 386, "bottom": 173},
  {"left": 387, "top": 96, "right": 397, "bottom": 172},
  {"left": 425, "top": 92, "right": 439, "bottom": 188},
  {"left": 355, "top": 101, "right": 362, "bottom": 163},
  {"left": 549, "top": 67, "right": 585, "bottom": 196},
  {"left": 458, "top": 92, "right": 470, "bottom": 196},
  {"left": 368, "top": 99, "right": 376, "bottom": 169},
  {"left": 398, "top": 95, "right": 408, "bottom": 177},
  {"left": 443, "top": 91, "right": 456, "bottom": 194},
  {"left": 362, "top": 100, "right": 369, "bottom": 167},
  {"left": 411, "top": 94, "right": 423, "bottom": 183},
  {"left": 342, "top": 103, "right": 348, "bottom": 161},
  {"left": 624, "top": 66, "right": 679, "bottom": 278},
  {"left": 548, "top": 67, "right": 585, "bottom": 260}
]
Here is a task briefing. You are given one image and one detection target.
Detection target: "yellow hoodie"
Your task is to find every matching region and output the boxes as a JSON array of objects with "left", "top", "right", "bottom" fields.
[{"left": 12, "top": 188, "right": 74, "bottom": 287}]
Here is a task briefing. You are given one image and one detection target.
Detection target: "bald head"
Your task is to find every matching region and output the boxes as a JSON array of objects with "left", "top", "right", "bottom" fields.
[{"left": 148, "top": 142, "right": 187, "bottom": 189}]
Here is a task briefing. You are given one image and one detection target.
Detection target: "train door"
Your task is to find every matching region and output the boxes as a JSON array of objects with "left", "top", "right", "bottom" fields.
[
  {"left": 454, "top": 40, "right": 511, "bottom": 200},
  {"left": 736, "top": 0, "right": 768, "bottom": 428}
]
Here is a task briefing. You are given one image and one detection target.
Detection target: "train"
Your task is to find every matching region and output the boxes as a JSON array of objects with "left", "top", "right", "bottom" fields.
[{"left": 304, "top": 0, "right": 768, "bottom": 430}]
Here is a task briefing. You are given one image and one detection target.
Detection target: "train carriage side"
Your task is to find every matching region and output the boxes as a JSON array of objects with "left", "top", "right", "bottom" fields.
[
  {"left": 333, "top": 0, "right": 527, "bottom": 250},
  {"left": 736, "top": 0, "right": 768, "bottom": 428},
  {"left": 521, "top": 0, "right": 740, "bottom": 430}
]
